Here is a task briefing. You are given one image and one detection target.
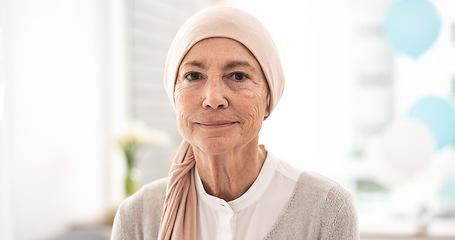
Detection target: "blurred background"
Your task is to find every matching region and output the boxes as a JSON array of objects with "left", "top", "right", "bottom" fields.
[{"left": 0, "top": 0, "right": 454, "bottom": 239}]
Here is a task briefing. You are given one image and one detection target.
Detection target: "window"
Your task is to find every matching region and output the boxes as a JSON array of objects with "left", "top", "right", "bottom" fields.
[{"left": 128, "top": 0, "right": 207, "bottom": 183}]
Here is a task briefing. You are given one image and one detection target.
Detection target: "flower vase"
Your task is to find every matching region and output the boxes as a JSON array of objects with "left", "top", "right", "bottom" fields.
[
  {"left": 123, "top": 145, "right": 141, "bottom": 197},
  {"left": 125, "top": 167, "right": 141, "bottom": 197}
]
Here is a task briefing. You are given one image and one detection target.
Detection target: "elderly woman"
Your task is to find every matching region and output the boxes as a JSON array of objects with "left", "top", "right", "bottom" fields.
[{"left": 112, "top": 7, "right": 358, "bottom": 240}]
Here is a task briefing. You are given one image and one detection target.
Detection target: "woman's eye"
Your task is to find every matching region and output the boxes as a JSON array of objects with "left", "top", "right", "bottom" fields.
[
  {"left": 185, "top": 72, "right": 203, "bottom": 81},
  {"left": 231, "top": 72, "right": 248, "bottom": 81}
]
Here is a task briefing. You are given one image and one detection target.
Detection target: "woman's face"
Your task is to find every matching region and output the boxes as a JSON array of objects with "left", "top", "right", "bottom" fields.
[{"left": 175, "top": 38, "right": 269, "bottom": 155}]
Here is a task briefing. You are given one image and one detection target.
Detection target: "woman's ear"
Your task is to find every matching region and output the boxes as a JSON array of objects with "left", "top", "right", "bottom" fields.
[
  {"left": 264, "top": 105, "right": 270, "bottom": 120},
  {"left": 264, "top": 93, "right": 271, "bottom": 120}
]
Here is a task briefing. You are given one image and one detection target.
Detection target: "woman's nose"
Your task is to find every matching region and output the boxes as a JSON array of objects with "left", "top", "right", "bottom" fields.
[{"left": 202, "top": 79, "right": 228, "bottom": 110}]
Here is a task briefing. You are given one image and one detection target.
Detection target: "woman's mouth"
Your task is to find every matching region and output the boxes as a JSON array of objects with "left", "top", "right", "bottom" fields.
[{"left": 196, "top": 121, "right": 238, "bottom": 128}]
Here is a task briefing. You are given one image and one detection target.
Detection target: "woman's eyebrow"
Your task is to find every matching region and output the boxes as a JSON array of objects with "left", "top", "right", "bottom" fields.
[
  {"left": 223, "top": 60, "right": 255, "bottom": 71},
  {"left": 183, "top": 60, "right": 205, "bottom": 69}
]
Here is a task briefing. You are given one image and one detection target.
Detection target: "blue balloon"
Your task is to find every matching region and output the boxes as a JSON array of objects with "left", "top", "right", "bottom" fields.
[
  {"left": 440, "top": 175, "right": 455, "bottom": 198},
  {"left": 408, "top": 96, "right": 455, "bottom": 149},
  {"left": 385, "top": 0, "right": 441, "bottom": 57}
]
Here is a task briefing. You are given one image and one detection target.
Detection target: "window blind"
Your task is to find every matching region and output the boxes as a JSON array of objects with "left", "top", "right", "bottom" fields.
[{"left": 128, "top": 0, "right": 206, "bottom": 183}]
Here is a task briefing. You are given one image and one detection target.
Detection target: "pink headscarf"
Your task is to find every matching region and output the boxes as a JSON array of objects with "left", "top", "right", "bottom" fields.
[{"left": 159, "top": 7, "right": 285, "bottom": 240}]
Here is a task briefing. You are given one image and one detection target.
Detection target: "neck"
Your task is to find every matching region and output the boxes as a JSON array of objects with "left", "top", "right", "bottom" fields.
[{"left": 193, "top": 140, "right": 267, "bottom": 202}]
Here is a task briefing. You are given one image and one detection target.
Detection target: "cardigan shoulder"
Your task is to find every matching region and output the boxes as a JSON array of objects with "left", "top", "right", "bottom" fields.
[
  {"left": 111, "top": 177, "right": 169, "bottom": 240},
  {"left": 265, "top": 171, "right": 358, "bottom": 240}
]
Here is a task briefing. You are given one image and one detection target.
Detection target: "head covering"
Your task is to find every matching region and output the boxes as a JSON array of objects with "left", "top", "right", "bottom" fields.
[{"left": 159, "top": 7, "right": 285, "bottom": 240}]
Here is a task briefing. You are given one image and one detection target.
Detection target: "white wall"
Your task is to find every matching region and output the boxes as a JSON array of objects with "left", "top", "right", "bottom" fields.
[
  {"left": 0, "top": 0, "right": 126, "bottom": 239},
  {"left": 0, "top": 1, "right": 14, "bottom": 238}
]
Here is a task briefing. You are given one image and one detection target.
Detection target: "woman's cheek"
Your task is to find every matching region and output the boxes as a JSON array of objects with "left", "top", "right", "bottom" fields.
[
  {"left": 249, "top": 90, "right": 269, "bottom": 115},
  {"left": 175, "top": 87, "right": 191, "bottom": 111},
  {"left": 241, "top": 104, "right": 262, "bottom": 133},
  {"left": 176, "top": 111, "right": 192, "bottom": 139}
]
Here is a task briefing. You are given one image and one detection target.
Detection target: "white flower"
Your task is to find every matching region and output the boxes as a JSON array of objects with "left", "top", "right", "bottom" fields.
[{"left": 117, "top": 120, "right": 170, "bottom": 149}]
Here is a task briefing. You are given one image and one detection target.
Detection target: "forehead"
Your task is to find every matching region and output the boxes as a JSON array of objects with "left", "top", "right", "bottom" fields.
[{"left": 180, "top": 37, "right": 261, "bottom": 67}]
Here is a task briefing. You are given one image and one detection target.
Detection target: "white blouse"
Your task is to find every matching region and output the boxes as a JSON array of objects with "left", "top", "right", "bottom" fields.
[{"left": 194, "top": 151, "right": 302, "bottom": 240}]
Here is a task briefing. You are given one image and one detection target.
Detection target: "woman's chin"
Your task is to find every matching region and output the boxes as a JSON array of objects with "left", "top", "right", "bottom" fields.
[{"left": 192, "top": 138, "right": 237, "bottom": 156}]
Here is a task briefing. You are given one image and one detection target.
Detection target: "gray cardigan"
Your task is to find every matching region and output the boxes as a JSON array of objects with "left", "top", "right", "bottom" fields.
[{"left": 111, "top": 171, "right": 359, "bottom": 240}]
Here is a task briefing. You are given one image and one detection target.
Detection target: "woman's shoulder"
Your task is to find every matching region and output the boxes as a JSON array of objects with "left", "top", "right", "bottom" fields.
[
  {"left": 297, "top": 171, "right": 351, "bottom": 199},
  {"left": 298, "top": 171, "right": 356, "bottom": 223},
  {"left": 264, "top": 172, "right": 358, "bottom": 239},
  {"left": 295, "top": 172, "right": 358, "bottom": 238},
  {"left": 293, "top": 171, "right": 354, "bottom": 215},
  {"left": 111, "top": 177, "right": 169, "bottom": 240},
  {"left": 121, "top": 177, "right": 169, "bottom": 210},
  {"left": 139, "top": 177, "right": 169, "bottom": 201}
]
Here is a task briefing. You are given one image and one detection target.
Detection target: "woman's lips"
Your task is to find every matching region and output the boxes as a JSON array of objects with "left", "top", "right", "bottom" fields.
[{"left": 196, "top": 121, "right": 238, "bottom": 128}]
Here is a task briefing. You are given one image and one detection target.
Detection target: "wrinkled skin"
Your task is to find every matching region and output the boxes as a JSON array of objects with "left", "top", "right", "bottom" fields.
[{"left": 174, "top": 37, "right": 270, "bottom": 201}]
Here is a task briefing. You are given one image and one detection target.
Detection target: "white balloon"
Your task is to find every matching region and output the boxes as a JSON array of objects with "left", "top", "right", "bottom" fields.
[
  {"left": 365, "top": 120, "right": 436, "bottom": 186},
  {"left": 382, "top": 120, "right": 436, "bottom": 174},
  {"left": 365, "top": 136, "right": 412, "bottom": 187}
]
